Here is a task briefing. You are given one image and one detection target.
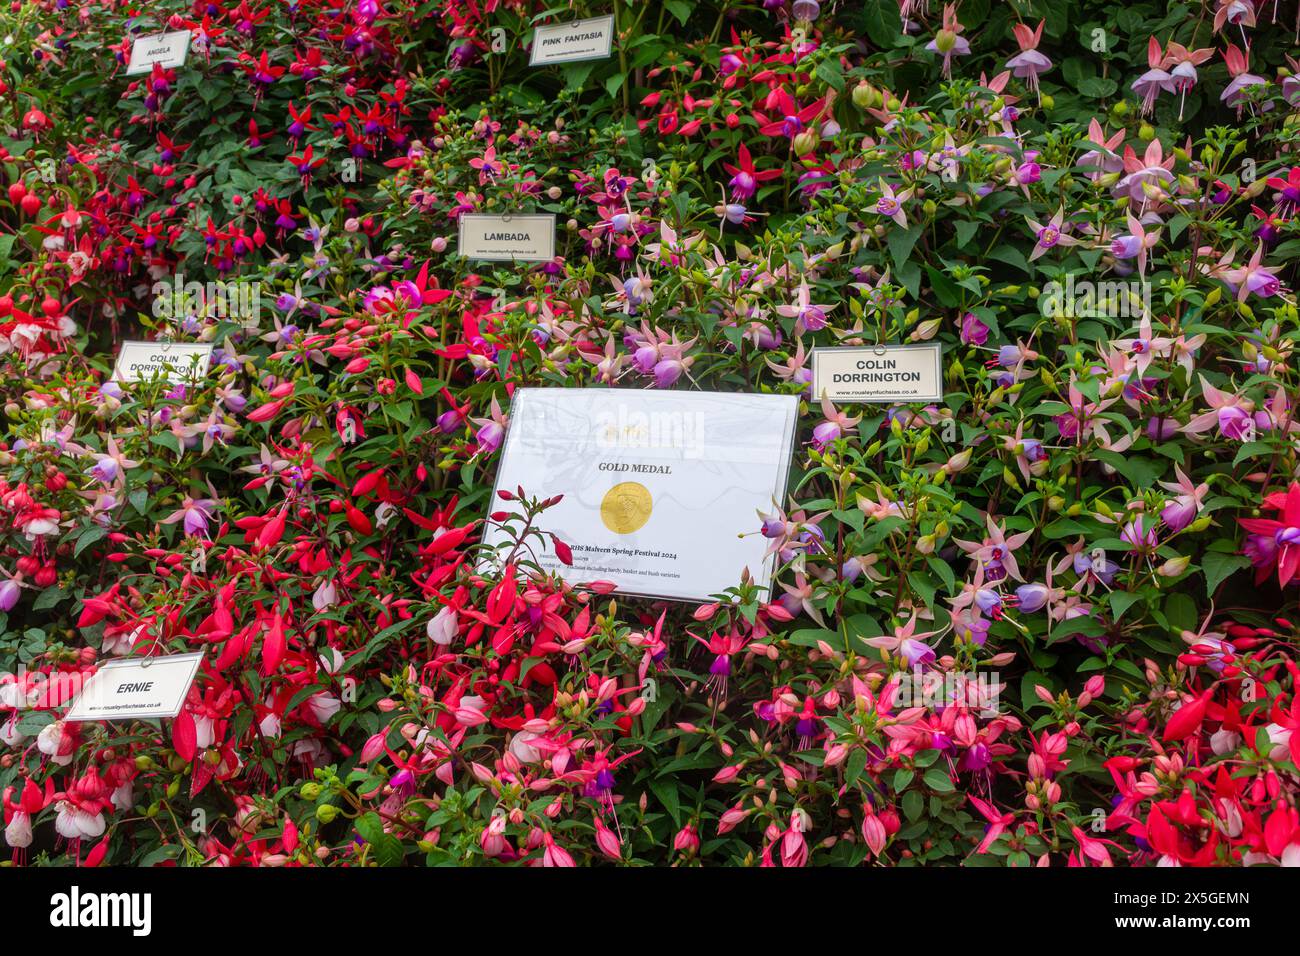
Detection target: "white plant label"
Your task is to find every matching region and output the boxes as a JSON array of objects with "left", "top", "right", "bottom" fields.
[
  {"left": 125, "top": 31, "right": 192, "bottom": 75},
  {"left": 529, "top": 15, "right": 616, "bottom": 66},
  {"left": 113, "top": 341, "right": 214, "bottom": 383},
  {"left": 65, "top": 652, "right": 203, "bottom": 722},
  {"left": 811, "top": 344, "right": 944, "bottom": 403},
  {"left": 458, "top": 213, "right": 557, "bottom": 262}
]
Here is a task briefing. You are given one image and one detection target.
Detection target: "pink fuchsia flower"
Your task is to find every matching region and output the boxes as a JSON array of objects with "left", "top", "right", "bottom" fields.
[
  {"left": 960, "top": 311, "right": 989, "bottom": 346},
  {"left": 810, "top": 394, "right": 862, "bottom": 450},
  {"left": 1182, "top": 374, "right": 1255, "bottom": 441},
  {"left": 1115, "top": 139, "right": 1177, "bottom": 204},
  {"left": 926, "top": 4, "right": 970, "bottom": 79},
  {"left": 470, "top": 395, "right": 509, "bottom": 456},
  {"left": 160, "top": 496, "right": 217, "bottom": 538},
  {"left": 1213, "top": 0, "right": 1257, "bottom": 38},
  {"left": 1162, "top": 41, "right": 1214, "bottom": 120},
  {"left": 1131, "top": 37, "right": 1175, "bottom": 116},
  {"left": 776, "top": 281, "right": 836, "bottom": 335},
  {"left": 1221, "top": 44, "right": 1268, "bottom": 113},
  {"left": 1077, "top": 119, "right": 1125, "bottom": 180},
  {"left": 1240, "top": 482, "right": 1300, "bottom": 587},
  {"left": 1220, "top": 243, "right": 1282, "bottom": 301},
  {"left": 863, "top": 612, "right": 940, "bottom": 668},
  {"left": 84, "top": 436, "right": 139, "bottom": 485},
  {"left": 1114, "top": 315, "right": 1171, "bottom": 377},
  {"left": 1158, "top": 465, "right": 1209, "bottom": 533},
  {"left": 1005, "top": 20, "right": 1052, "bottom": 100},
  {"left": 954, "top": 515, "right": 1034, "bottom": 583},
  {"left": 1109, "top": 212, "right": 1160, "bottom": 278},
  {"left": 1120, "top": 514, "right": 1159, "bottom": 554}
]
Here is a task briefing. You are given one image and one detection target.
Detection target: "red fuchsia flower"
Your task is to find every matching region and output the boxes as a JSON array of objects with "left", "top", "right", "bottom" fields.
[
  {"left": 239, "top": 50, "right": 286, "bottom": 101},
  {"left": 754, "top": 88, "right": 829, "bottom": 143},
  {"left": 722, "top": 144, "right": 782, "bottom": 202},
  {"left": 1240, "top": 482, "right": 1300, "bottom": 586},
  {"left": 286, "top": 145, "right": 327, "bottom": 187},
  {"left": 1005, "top": 20, "right": 1051, "bottom": 100},
  {"left": 3, "top": 778, "right": 53, "bottom": 864}
]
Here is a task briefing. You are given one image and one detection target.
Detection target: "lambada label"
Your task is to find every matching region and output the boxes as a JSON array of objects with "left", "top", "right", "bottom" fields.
[
  {"left": 65, "top": 652, "right": 203, "bottom": 722},
  {"left": 812, "top": 344, "right": 943, "bottom": 403},
  {"left": 529, "top": 15, "right": 616, "bottom": 66},
  {"left": 458, "top": 213, "right": 557, "bottom": 262},
  {"left": 125, "top": 30, "right": 192, "bottom": 75},
  {"left": 481, "top": 388, "right": 798, "bottom": 602},
  {"left": 113, "top": 341, "right": 213, "bottom": 383}
]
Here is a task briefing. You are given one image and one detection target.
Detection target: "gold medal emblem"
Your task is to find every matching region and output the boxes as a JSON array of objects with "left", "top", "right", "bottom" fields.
[{"left": 600, "top": 481, "right": 653, "bottom": 534}]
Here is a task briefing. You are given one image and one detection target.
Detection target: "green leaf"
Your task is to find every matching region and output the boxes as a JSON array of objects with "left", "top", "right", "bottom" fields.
[
  {"left": 663, "top": 0, "right": 692, "bottom": 25},
  {"left": 75, "top": 525, "right": 107, "bottom": 558},
  {"left": 923, "top": 768, "right": 954, "bottom": 793},
  {"left": 1202, "top": 552, "right": 1251, "bottom": 597}
]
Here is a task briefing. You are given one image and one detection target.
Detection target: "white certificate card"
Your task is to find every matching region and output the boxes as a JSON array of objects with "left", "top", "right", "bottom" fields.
[{"left": 483, "top": 389, "right": 798, "bottom": 602}]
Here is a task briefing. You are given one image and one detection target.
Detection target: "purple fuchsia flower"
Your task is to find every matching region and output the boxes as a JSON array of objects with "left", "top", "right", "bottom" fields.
[
  {"left": 960, "top": 312, "right": 989, "bottom": 346},
  {"left": 470, "top": 395, "right": 508, "bottom": 456},
  {"left": 1015, "top": 583, "right": 1050, "bottom": 613},
  {"left": 1026, "top": 209, "right": 1079, "bottom": 260},
  {"left": 792, "top": 0, "right": 821, "bottom": 20},
  {"left": 810, "top": 395, "right": 862, "bottom": 451},
  {"left": 1220, "top": 243, "right": 1281, "bottom": 301},
  {"left": 161, "top": 496, "right": 217, "bottom": 538},
  {"left": 1182, "top": 375, "right": 1256, "bottom": 441},
  {"left": 0, "top": 577, "right": 23, "bottom": 613},
  {"left": 874, "top": 179, "right": 914, "bottom": 227},
  {"left": 1077, "top": 119, "right": 1125, "bottom": 180}
]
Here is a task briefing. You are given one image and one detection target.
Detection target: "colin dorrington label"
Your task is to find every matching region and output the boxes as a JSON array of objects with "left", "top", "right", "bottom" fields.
[{"left": 811, "top": 344, "right": 943, "bottom": 403}]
